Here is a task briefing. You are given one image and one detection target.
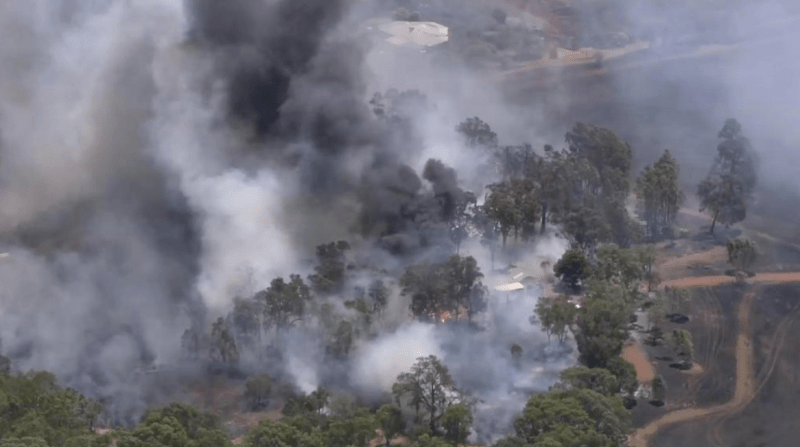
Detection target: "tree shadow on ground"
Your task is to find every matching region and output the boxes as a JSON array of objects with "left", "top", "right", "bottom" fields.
[
  {"left": 667, "top": 313, "right": 689, "bottom": 324},
  {"left": 669, "top": 362, "right": 692, "bottom": 371},
  {"left": 693, "top": 226, "right": 742, "bottom": 245}
]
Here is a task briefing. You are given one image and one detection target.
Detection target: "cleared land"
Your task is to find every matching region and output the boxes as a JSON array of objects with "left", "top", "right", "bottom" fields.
[
  {"left": 622, "top": 341, "right": 657, "bottom": 384},
  {"left": 629, "top": 291, "right": 758, "bottom": 447}
]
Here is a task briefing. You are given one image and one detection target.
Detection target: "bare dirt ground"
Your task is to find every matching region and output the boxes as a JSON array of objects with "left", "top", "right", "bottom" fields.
[
  {"left": 629, "top": 292, "right": 758, "bottom": 447},
  {"left": 662, "top": 272, "right": 800, "bottom": 289},
  {"left": 623, "top": 341, "right": 657, "bottom": 384},
  {"left": 655, "top": 244, "right": 728, "bottom": 281},
  {"left": 651, "top": 284, "right": 800, "bottom": 447}
]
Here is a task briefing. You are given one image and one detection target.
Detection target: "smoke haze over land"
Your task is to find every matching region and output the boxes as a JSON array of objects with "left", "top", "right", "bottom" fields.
[{"left": 1, "top": 0, "right": 800, "bottom": 440}]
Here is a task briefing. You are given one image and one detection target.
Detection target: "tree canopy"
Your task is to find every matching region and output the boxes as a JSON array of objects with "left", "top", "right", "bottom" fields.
[
  {"left": 697, "top": 119, "right": 758, "bottom": 234},
  {"left": 635, "top": 150, "right": 683, "bottom": 240},
  {"left": 553, "top": 249, "right": 591, "bottom": 291},
  {"left": 393, "top": 356, "right": 461, "bottom": 434}
]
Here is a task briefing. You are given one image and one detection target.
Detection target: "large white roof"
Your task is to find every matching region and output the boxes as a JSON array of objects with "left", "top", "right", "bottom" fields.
[
  {"left": 378, "top": 21, "right": 449, "bottom": 47},
  {"left": 495, "top": 282, "right": 525, "bottom": 292}
]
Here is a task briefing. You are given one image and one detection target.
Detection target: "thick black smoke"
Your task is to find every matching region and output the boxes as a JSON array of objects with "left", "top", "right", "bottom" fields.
[
  {"left": 0, "top": 0, "right": 482, "bottom": 426},
  {"left": 186, "top": 0, "right": 466, "bottom": 254}
]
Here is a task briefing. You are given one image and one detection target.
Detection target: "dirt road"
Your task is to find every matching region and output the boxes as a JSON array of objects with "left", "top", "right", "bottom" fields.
[
  {"left": 622, "top": 341, "right": 656, "bottom": 384},
  {"left": 629, "top": 292, "right": 758, "bottom": 447},
  {"left": 662, "top": 272, "right": 800, "bottom": 289}
]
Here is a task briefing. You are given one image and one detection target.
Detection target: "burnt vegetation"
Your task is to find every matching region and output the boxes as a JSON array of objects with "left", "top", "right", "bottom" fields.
[{"left": 0, "top": 0, "right": 788, "bottom": 446}]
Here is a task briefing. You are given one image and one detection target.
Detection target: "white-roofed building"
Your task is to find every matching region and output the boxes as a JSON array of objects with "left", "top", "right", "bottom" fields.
[
  {"left": 377, "top": 20, "right": 449, "bottom": 48},
  {"left": 494, "top": 282, "right": 525, "bottom": 292}
]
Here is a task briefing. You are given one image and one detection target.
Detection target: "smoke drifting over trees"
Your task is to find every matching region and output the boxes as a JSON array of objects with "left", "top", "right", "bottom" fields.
[{"left": 0, "top": 0, "right": 798, "bottom": 444}]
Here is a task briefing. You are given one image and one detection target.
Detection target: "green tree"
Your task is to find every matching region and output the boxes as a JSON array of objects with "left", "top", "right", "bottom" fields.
[
  {"left": 698, "top": 119, "right": 758, "bottom": 234},
  {"left": 650, "top": 376, "right": 666, "bottom": 405},
  {"left": 368, "top": 279, "right": 390, "bottom": 316},
  {"left": 326, "top": 407, "right": 375, "bottom": 447},
  {"left": 647, "top": 293, "right": 667, "bottom": 332},
  {"left": 327, "top": 320, "right": 354, "bottom": 359},
  {"left": 244, "top": 374, "right": 273, "bottom": 410},
  {"left": 443, "top": 255, "right": 487, "bottom": 322},
  {"left": 401, "top": 263, "right": 447, "bottom": 324},
  {"left": 513, "top": 388, "right": 630, "bottom": 447},
  {"left": 553, "top": 249, "right": 591, "bottom": 291},
  {"left": 414, "top": 434, "right": 451, "bottom": 447},
  {"left": 562, "top": 123, "right": 638, "bottom": 248},
  {"left": 595, "top": 244, "right": 649, "bottom": 304},
  {"left": 346, "top": 287, "right": 373, "bottom": 333},
  {"left": 510, "top": 344, "right": 523, "bottom": 363},
  {"left": 473, "top": 205, "right": 501, "bottom": 271},
  {"left": 565, "top": 122, "right": 633, "bottom": 199},
  {"left": 209, "top": 317, "right": 239, "bottom": 364},
  {"left": 484, "top": 182, "right": 518, "bottom": 247},
  {"left": 605, "top": 357, "right": 639, "bottom": 397},
  {"left": 665, "top": 286, "right": 690, "bottom": 314},
  {"left": 376, "top": 405, "right": 405, "bottom": 447},
  {"left": 671, "top": 329, "right": 694, "bottom": 366},
  {"left": 3, "top": 438, "right": 49, "bottom": 447},
  {"left": 308, "top": 241, "right": 351, "bottom": 295},
  {"left": 636, "top": 244, "right": 660, "bottom": 292},
  {"left": 575, "top": 287, "right": 630, "bottom": 368},
  {"left": 180, "top": 328, "right": 202, "bottom": 361},
  {"left": 635, "top": 150, "right": 684, "bottom": 240},
  {"left": 257, "top": 274, "right": 312, "bottom": 336},
  {"left": 230, "top": 297, "right": 264, "bottom": 352},
  {"left": 119, "top": 403, "right": 231, "bottom": 447},
  {"left": 449, "top": 191, "right": 477, "bottom": 255},
  {"left": 530, "top": 145, "right": 566, "bottom": 234},
  {"left": 456, "top": 117, "right": 498, "bottom": 149},
  {"left": 282, "top": 388, "right": 330, "bottom": 424},
  {"left": 534, "top": 295, "right": 577, "bottom": 343},
  {"left": 560, "top": 206, "right": 612, "bottom": 252},
  {"left": 393, "top": 356, "right": 459, "bottom": 434},
  {"left": 243, "top": 419, "right": 324, "bottom": 447},
  {"left": 492, "top": 437, "right": 528, "bottom": 447},
  {"left": 0, "top": 355, "right": 10, "bottom": 375},
  {"left": 442, "top": 404, "right": 473, "bottom": 446},
  {"left": 726, "top": 238, "right": 758, "bottom": 274},
  {"left": 555, "top": 367, "right": 620, "bottom": 397}
]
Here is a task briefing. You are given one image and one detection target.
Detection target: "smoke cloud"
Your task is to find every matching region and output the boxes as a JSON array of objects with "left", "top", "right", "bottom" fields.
[{"left": 3, "top": 0, "right": 799, "bottom": 440}]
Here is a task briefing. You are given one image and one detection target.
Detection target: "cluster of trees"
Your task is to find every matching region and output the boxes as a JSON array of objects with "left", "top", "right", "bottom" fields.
[
  {"left": 697, "top": 119, "right": 758, "bottom": 234},
  {"left": 533, "top": 296, "right": 577, "bottom": 343},
  {"left": 166, "top": 113, "right": 754, "bottom": 446},
  {"left": 494, "top": 362, "right": 635, "bottom": 446},
  {"left": 461, "top": 117, "right": 760, "bottom": 259},
  {"left": 0, "top": 358, "right": 231, "bottom": 447},
  {"left": 457, "top": 118, "right": 683, "bottom": 256},
  {"left": 552, "top": 244, "right": 656, "bottom": 299},
  {"left": 400, "top": 255, "right": 488, "bottom": 324},
  {"left": 180, "top": 240, "right": 388, "bottom": 365},
  {"left": 0, "top": 365, "right": 106, "bottom": 447},
  {"left": 182, "top": 242, "right": 491, "bottom": 368},
  {"left": 726, "top": 238, "right": 758, "bottom": 275},
  {"left": 635, "top": 150, "right": 684, "bottom": 240},
  {"left": 237, "top": 356, "right": 474, "bottom": 447}
]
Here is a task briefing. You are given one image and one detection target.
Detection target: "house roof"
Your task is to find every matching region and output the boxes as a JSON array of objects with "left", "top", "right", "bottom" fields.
[
  {"left": 495, "top": 282, "right": 525, "bottom": 292},
  {"left": 378, "top": 21, "right": 449, "bottom": 47}
]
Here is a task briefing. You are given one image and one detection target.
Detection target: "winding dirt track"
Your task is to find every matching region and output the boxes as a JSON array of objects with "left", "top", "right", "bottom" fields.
[
  {"left": 629, "top": 292, "right": 759, "bottom": 447},
  {"left": 630, "top": 270, "right": 800, "bottom": 447}
]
